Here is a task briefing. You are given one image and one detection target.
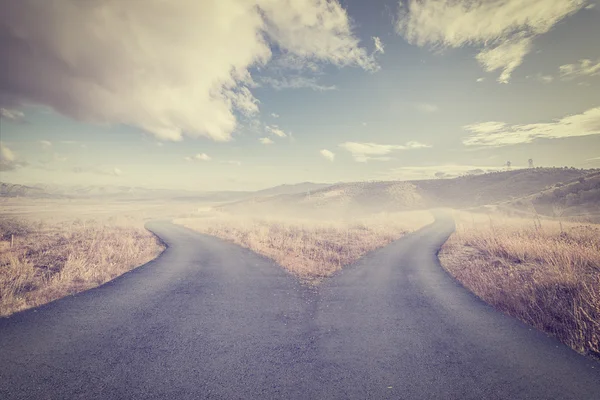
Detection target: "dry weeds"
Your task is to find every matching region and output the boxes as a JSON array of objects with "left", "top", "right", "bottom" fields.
[
  {"left": 0, "top": 218, "right": 164, "bottom": 316},
  {"left": 439, "top": 211, "right": 600, "bottom": 358},
  {"left": 177, "top": 211, "right": 433, "bottom": 282}
]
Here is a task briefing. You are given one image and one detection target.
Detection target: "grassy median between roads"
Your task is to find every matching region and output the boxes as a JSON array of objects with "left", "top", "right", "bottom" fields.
[
  {"left": 0, "top": 218, "right": 164, "bottom": 316},
  {"left": 439, "top": 211, "right": 600, "bottom": 358},
  {"left": 177, "top": 210, "right": 433, "bottom": 283}
]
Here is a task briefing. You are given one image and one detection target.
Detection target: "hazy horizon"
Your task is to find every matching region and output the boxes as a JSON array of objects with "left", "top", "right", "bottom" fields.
[{"left": 1, "top": 0, "right": 599, "bottom": 191}]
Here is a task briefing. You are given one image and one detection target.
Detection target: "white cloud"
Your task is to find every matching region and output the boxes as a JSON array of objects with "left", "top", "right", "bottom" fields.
[
  {"left": 525, "top": 73, "right": 555, "bottom": 83},
  {"left": 185, "top": 153, "right": 211, "bottom": 162},
  {"left": 39, "top": 140, "right": 52, "bottom": 149},
  {"left": 259, "top": 137, "right": 274, "bottom": 145},
  {"left": 475, "top": 36, "right": 532, "bottom": 83},
  {"left": 265, "top": 125, "right": 288, "bottom": 138},
  {"left": 320, "top": 149, "right": 335, "bottom": 162},
  {"left": 0, "top": 0, "right": 377, "bottom": 142},
  {"left": 463, "top": 106, "right": 600, "bottom": 146},
  {"left": 271, "top": 113, "right": 280, "bottom": 118},
  {"left": 0, "top": 141, "right": 29, "bottom": 171},
  {"left": 0, "top": 142, "right": 17, "bottom": 171},
  {"left": 396, "top": 0, "right": 587, "bottom": 83},
  {"left": 260, "top": 1, "right": 378, "bottom": 72},
  {"left": 559, "top": 58, "right": 600, "bottom": 80},
  {"left": 476, "top": 77, "right": 485, "bottom": 82},
  {"left": 339, "top": 141, "right": 431, "bottom": 162},
  {"left": 379, "top": 164, "right": 505, "bottom": 180},
  {"left": 0, "top": 142, "right": 15, "bottom": 163},
  {"left": 373, "top": 36, "right": 385, "bottom": 54},
  {"left": 194, "top": 153, "right": 211, "bottom": 161},
  {"left": 405, "top": 141, "right": 431, "bottom": 149},
  {"left": 72, "top": 165, "right": 122, "bottom": 177},
  {"left": 0, "top": 108, "right": 25, "bottom": 122},
  {"left": 260, "top": 76, "right": 336, "bottom": 91},
  {"left": 415, "top": 103, "right": 438, "bottom": 113}
]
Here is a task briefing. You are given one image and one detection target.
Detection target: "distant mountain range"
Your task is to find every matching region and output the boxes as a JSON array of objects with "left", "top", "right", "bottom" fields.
[
  {"left": 0, "top": 183, "right": 51, "bottom": 198},
  {"left": 0, "top": 181, "right": 331, "bottom": 202}
]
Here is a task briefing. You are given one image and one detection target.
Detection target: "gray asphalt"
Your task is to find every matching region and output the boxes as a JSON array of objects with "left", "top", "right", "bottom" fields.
[{"left": 0, "top": 215, "right": 599, "bottom": 399}]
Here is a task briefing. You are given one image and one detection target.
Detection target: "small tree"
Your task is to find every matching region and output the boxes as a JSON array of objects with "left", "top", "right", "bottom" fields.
[
  {"left": 528, "top": 158, "right": 534, "bottom": 168},
  {"left": 506, "top": 161, "right": 512, "bottom": 170}
]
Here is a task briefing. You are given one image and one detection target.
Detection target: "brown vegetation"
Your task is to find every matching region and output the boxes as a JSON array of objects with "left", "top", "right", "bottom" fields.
[
  {"left": 177, "top": 211, "right": 433, "bottom": 282},
  {"left": 0, "top": 217, "right": 164, "bottom": 316},
  {"left": 439, "top": 211, "right": 600, "bottom": 358}
]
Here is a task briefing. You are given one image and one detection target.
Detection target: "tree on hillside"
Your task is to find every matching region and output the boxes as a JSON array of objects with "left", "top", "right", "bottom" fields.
[
  {"left": 528, "top": 158, "right": 534, "bottom": 168},
  {"left": 506, "top": 161, "right": 512, "bottom": 170}
]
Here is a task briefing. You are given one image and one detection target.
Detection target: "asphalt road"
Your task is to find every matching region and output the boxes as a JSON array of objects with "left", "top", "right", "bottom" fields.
[{"left": 1, "top": 215, "right": 599, "bottom": 399}]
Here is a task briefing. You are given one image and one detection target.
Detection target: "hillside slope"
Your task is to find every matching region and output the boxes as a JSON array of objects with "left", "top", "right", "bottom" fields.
[
  {"left": 0, "top": 183, "right": 53, "bottom": 198},
  {"left": 220, "top": 168, "right": 596, "bottom": 216},
  {"left": 504, "top": 170, "right": 600, "bottom": 218}
]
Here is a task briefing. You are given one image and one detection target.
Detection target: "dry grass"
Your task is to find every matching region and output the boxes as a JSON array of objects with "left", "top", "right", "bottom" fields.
[
  {"left": 0, "top": 217, "right": 165, "bottom": 316},
  {"left": 439, "top": 211, "right": 600, "bottom": 358},
  {"left": 177, "top": 211, "right": 433, "bottom": 282}
]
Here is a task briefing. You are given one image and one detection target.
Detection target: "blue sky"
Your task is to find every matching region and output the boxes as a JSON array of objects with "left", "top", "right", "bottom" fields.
[{"left": 1, "top": 0, "right": 599, "bottom": 191}]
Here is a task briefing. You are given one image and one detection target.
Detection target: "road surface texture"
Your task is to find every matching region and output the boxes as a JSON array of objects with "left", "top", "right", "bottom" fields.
[{"left": 1, "top": 215, "right": 599, "bottom": 399}]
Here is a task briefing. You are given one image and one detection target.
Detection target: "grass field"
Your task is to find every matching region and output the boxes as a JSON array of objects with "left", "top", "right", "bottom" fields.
[
  {"left": 177, "top": 210, "right": 433, "bottom": 282},
  {"left": 0, "top": 217, "right": 164, "bottom": 316},
  {"left": 439, "top": 211, "right": 600, "bottom": 358}
]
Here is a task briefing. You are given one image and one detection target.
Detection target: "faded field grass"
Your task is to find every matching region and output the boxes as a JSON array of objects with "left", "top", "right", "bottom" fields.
[
  {"left": 0, "top": 217, "right": 164, "bottom": 316},
  {"left": 439, "top": 211, "right": 600, "bottom": 358},
  {"left": 177, "top": 210, "right": 433, "bottom": 282}
]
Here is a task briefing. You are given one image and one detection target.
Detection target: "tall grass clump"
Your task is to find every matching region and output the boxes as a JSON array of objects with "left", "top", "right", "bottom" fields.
[
  {"left": 0, "top": 218, "right": 164, "bottom": 316},
  {"left": 439, "top": 211, "right": 600, "bottom": 358}
]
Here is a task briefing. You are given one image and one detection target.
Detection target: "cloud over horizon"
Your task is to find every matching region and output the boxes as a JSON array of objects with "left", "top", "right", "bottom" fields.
[
  {"left": 463, "top": 107, "right": 600, "bottom": 146},
  {"left": 259, "top": 137, "right": 275, "bottom": 145},
  {"left": 340, "top": 141, "right": 431, "bottom": 162},
  {"left": 378, "top": 164, "right": 507, "bottom": 180},
  {"left": 0, "top": 0, "right": 377, "bottom": 142},
  {"left": 72, "top": 166, "right": 123, "bottom": 177},
  {"left": 320, "top": 149, "right": 335, "bottom": 162},
  {"left": 0, "top": 142, "right": 19, "bottom": 171}
]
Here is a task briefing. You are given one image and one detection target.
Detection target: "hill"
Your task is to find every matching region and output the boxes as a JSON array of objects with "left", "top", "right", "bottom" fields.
[
  {"left": 252, "top": 182, "right": 331, "bottom": 197},
  {"left": 219, "top": 168, "right": 597, "bottom": 216},
  {"left": 413, "top": 167, "right": 592, "bottom": 208},
  {"left": 503, "top": 170, "right": 600, "bottom": 219},
  {"left": 0, "top": 183, "right": 53, "bottom": 198},
  {"left": 0, "top": 181, "right": 333, "bottom": 202}
]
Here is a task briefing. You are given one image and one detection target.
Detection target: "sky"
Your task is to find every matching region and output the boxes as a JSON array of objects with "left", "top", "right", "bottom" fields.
[{"left": 0, "top": 0, "right": 599, "bottom": 191}]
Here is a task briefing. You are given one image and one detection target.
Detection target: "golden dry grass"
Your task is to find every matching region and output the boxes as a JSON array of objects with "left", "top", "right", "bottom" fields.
[
  {"left": 0, "top": 218, "right": 164, "bottom": 316},
  {"left": 439, "top": 211, "right": 600, "bottom": 358},
  {"left": 177, "top": 211, "right": 433, "bottom": 282}
]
